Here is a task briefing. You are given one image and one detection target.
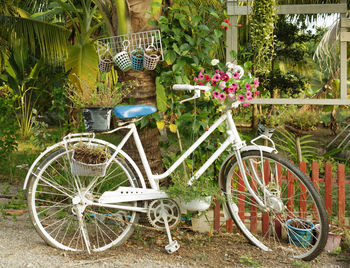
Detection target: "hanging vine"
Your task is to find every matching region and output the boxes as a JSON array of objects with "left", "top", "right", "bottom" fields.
[{"left": 250, "top": 0, "right": 277, "bottom": 75}]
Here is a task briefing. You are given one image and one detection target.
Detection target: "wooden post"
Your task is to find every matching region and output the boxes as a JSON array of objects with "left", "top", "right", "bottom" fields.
[
  {"left": 214, "top": 199, "right": 221, "bottom": 233},
  {"left": 299, "top": 162, "right": 307, "bottom": 219},
  {"left": 338, "top": 164, "right": 345, "bottom": 225},
  {"left": 325, "top": 163, "right": 333, "bottom": 223}
]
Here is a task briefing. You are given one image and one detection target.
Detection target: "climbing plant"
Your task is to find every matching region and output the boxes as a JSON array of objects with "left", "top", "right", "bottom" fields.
[{"left": 250, "top": 0, "right": 277, "bottom": 75}]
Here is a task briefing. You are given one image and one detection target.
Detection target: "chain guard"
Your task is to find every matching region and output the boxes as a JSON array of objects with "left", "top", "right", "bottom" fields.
[{"left": 147, "top": 199, "right": 181, "bottom": 230}]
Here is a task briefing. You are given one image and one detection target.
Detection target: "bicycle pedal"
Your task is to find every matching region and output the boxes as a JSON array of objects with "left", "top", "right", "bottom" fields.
[{"left": 165, "top": 240, "right": 180, "bottom": 254}]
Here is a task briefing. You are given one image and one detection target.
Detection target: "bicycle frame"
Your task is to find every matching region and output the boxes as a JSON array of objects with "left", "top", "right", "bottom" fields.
[{"left": 118, "top": 109, "right": 243, "bottom": 189}]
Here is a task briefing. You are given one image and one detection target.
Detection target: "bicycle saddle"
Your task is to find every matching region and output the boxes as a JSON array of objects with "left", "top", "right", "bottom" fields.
[{"left": 113, "top": 105, "right": 157, "bottom": 119}]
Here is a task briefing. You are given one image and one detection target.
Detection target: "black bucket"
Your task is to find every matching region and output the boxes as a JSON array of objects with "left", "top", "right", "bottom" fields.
[{"left": 82, "top": 107, "right": 112, "bottom": 132}]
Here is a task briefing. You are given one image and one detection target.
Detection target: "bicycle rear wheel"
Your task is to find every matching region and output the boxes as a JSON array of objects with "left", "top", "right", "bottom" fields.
[
  {"left": 223, "top": 150, "right": 328, "bottom": 261},
  {"left": 27, "top": 147, "right": 140, "bottom": 252}
]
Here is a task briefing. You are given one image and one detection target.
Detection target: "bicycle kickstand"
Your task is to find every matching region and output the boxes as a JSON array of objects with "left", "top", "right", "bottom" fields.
[{"left": 161, "top": 202, "right": 180, "bottom": 254}]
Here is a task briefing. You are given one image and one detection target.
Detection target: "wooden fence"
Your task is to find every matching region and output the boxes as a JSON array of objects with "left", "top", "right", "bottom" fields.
[{"left": 213, "top": 162, "right": 349, "bottom": 232}]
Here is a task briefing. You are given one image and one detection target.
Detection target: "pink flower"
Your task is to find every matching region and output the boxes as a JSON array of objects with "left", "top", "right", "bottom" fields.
[
  {"left": 213, "top": 91, "right": 220, "bottom": 98},
  {"left": 238, "top": 95, "right": 245, "bottom": 102},
  {"left": 215, "top": 69, "right": 220, "bottom": 73},
  {"left": 243, "top": 103, "right": 250, "bottom": 107},
  {"left": 232, "top": 72, "right": 240, "bottom": 79},
  {"left": 227, "top": 87, "right": 235, "bottom": 93},
  {"left": 205, "top": 75, "right": 211, "bottom": 82},
  {"left": 212, "top": 74, "right": 221, "bottom": 82},
  {"left": 246, "top": 91, "right": 252, "bottom": 98},
  {"left": 254, "top": 78, "right": 259, "bottom": 88},
  {"left": 254, "top": 90, "right": 260, "bottom": 97},
  {"left": 219, "top": 93, "right": 227, "bottom": 100},
  {"left": 221, "top": 74, "right": 229, "bottom": 82},
  {"left": 198, "top": 73, "right": 204, "bottom": 80},
  {"left": 219, "top": 81, "right": 226, "bottom": 90},
  {"left": 212, "top": 81, "right": 217, "bottom": 86},
  {"left": 198, "top": 82, "right": 203, "bottom": 86},
  {"left": 231, "top": 83, "right": 238, "bottom": 91},
  {"left": 245, "top": 83, "right": 252, "bottom": 90},
  {"left": 194, "top": 77, "right": 198, "bottom": 83}
]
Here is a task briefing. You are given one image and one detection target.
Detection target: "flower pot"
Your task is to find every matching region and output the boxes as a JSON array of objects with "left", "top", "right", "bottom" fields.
[
  {"left": 71, "top": 143, "right": 108, "bottom": 177},
  {"left": 82, "top": 107, "right": 112, "bottom": 132},
  {"left": 286, "top": 219, "right": 315, "bottom": 247},
  {"left": 325, "top": 232, "right": 342, "bottom": 252},
  {"left": 131, "top": 49, "right": 144, "bottom": 71},
  {"left": 113, "top": 51, "right": 131, "bottom": 72},
  {"left": 143, "top": 52, "right": 160, "bottom": 70},
  {"left": 98, "top": 57, "right": 113, "bottom": 73},
  {"left": 180, "top": 196, "right": 212, "bottom": 211}
]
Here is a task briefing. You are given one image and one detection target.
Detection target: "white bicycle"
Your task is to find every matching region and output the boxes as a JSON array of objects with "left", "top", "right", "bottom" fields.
[{"left": 24, "top": 84, "right": 328, "bottom": 260}]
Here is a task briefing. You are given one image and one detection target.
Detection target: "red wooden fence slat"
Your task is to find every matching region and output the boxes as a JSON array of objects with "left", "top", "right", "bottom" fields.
[
  {"left": 250, "top": 176, "right": 258, "bottom": 234},
  {"left": 238, "top": 171, "right": 245, "bottom": 222},
  {"left": 226, "top": 218, "right": 233, "bottom": 232},
  {"left": 275, "top": 164, "right": 282, "bottom": 238},
  {"left": 311, "top": 162, "right": 319, "bottom": 220},
  {"left": 287, "top": 169, "right": 294, "bottom": 219},
  {"left": 262, "top": 160, "right": 270, "bottom": 237},
  {"left": 325, "top": 163, "right": 333, "bottom": 224},
  {"left": 311, "top": 162, "right": 319, "bottom": 191},
  {"left": 214, "top": 199, "right": 220, "bottom": 232},
  {"left": 338, "top": 164, "right": 345, "bottom": 225},
  {"left": 299, "top": 162, "right": 307, "bottom": 219}
]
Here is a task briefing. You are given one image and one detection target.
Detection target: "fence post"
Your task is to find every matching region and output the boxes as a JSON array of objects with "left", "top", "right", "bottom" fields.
[
  {"left": 311, "top": 162, "right": 319, "bottom": 191},
  {"left": 338, "top": 164, "right": 345, "bottom": 225},
  {"left": 214, "top": 199, "right": 221, "bottom": 233},
  {"left": 325, "top": 163, "right": 333, "bottom": 223}
]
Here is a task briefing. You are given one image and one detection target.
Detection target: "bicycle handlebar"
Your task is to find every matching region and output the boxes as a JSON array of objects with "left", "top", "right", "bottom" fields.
[{"left": 172, "top": 84, "right": 210, "bottom": 91}]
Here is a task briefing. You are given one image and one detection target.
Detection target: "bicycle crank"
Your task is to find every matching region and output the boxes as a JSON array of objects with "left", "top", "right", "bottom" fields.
[{"left": 147, "top": 199, "right": 181, "bottom": 254}]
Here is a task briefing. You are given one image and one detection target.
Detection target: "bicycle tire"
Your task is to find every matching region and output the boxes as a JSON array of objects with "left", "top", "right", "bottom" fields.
[
  {"left": 223, "top": 150, "right": 328, "bottom": 261},
  {"left": 27, "top": 146, "right": 140, "bottom": 252}
]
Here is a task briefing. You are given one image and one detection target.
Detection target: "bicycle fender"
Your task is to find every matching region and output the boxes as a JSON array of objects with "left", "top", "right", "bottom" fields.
[{"left": 218, "top": 145, "right": 276, "bottom": 220}]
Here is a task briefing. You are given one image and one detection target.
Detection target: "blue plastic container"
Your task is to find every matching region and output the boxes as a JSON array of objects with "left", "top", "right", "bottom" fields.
[
  {"left": 131, "top": 49, "right": 144, "bottom": 71},
  {"left": 286, "top": 219, "right": 315, "bottom": 247}
]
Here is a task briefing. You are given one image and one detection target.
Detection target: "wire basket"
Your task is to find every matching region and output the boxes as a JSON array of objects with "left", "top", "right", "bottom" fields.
[
  {"left": 98, "top": 57, "right": 113, "bottom": 73},
  {"left": 144, "top": 51, "right": 160, "bottom": 70},
  {"left": 131, "top": 48, "right": 144, "bottom": 71},
  {"left": 97, "top": 30, "right": 164, "bottom": 64}
]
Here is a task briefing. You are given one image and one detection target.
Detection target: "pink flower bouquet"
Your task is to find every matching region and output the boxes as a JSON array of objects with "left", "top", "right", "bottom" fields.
[{"left": 194, "top": 60, "right": 260, "bottom": 110}]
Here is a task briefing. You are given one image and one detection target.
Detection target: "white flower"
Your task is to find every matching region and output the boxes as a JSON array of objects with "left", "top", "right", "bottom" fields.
[
  {"left": 226, "top": 62, "right": 235, "bottom": 69},
  {"left": 211, "top": 59, "right": 220, "bottom": 66}
]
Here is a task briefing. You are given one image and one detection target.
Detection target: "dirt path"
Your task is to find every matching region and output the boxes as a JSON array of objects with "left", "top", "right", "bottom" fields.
[{"left": 0, "top": 212, "right": 349, "bottom": 268}]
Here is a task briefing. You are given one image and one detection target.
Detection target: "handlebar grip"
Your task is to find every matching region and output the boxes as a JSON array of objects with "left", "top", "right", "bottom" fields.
[{"left": 173, "top": 84, "right": 194, "bottom": 91}]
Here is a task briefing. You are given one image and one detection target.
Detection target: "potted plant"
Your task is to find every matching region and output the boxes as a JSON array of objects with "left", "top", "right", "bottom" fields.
[
  {"left": 131, "top": 47, "right": 144, "bottom": 71},
  {"left": 70, "top": 141, "right": 109, "bottom": 177},
  {"left": 166, "top": 175, "right": 221, "bottom": 212},
  {"left": 286, "top": 218, "right": 315, "bottom": 247},
  {"left": 66, "top": 74, "right": 136, "bottom": 132},
  {"left": 144, "top": 46, "right": 161, "bottom": 70},
  {"left": 98, "top": 52, "right": 113, "bottom": 73}
]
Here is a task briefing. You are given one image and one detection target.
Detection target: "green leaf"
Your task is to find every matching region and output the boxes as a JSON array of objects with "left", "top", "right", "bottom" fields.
[
  {"left": 155, "top": 77, "right": 167, "bottom": 112},
  {"left": 65, "top": 42, "right": 98, "bottom": 87},
  {"left": 165, "top": 50, "right": 176, "bottom": 65}
]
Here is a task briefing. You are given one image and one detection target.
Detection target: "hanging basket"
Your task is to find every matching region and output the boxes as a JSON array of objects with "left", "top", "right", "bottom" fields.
[
  {"left": 98, "top": 57, "right": 113, "bottom": 73},
  {"left": 113, "top": 51, "right": 132, "bottom": 72},
  {"left": 71, "top": 144, "right": 108, "bottom": 177},
  {"left": 144, "top": 52, "right": 160, "bottom": 70},
  {"left": 131, "top": 49, "right": 144, "bottom": 71},
  {"left": 82, "top": 107, "right": 112, "bottom": 132}
]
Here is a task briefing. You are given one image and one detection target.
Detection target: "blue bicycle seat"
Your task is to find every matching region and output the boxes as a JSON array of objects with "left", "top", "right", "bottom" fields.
[{"left": 113, "top": 105, "right": 157, "bottom": 119}]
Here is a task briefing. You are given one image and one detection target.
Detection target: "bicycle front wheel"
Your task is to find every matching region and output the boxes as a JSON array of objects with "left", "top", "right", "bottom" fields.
[
  {"left": 27, "top": 147, "right": 140, "bottom": 252},
  {"left": 223, "top": 150, "right": 328, "bottom": 261}
]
